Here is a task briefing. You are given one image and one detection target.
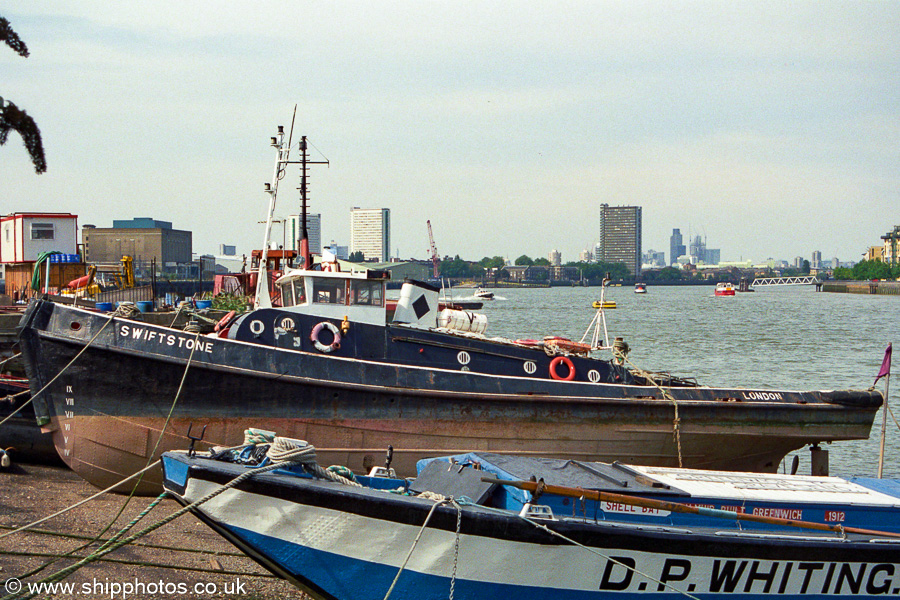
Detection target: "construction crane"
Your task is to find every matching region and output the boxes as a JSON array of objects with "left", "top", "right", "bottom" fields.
[{"left": 426, "top": 220, "right": 440, "bottom": 278}]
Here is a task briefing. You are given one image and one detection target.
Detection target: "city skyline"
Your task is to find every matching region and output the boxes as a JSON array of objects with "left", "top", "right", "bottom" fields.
[
  {"left": 3, "top": 4, "right": 898, "bottom": 264},
  {"left": 63, "top": 208, "right": 873, "bottom": 269}
]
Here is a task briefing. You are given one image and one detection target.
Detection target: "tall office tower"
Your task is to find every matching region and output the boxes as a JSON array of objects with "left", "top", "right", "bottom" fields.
[
  {"left": 350, "top": 207, "right": 391, "bottom": 262},
  {"left": 549, "top": 249, "right": 562, "bottom": 266},
  {"left": 286, "top": 213, "right": 321, "bottom": 255},
  {"left": 669, "top": 229, "right": 686, "bottom": 266},
  {"left": 598, "top": 204, "right": 642, "bottom": 277},
  {"left": 689, "top": 235, "right": 706, "bottom": 263},
  {"left": 811, "top": 250, "right": 822, "bottom": 269}
]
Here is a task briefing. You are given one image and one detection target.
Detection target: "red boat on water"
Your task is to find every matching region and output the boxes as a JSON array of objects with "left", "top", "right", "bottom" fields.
[{"left": 715, "top": 282, "right": 736, "bottom": 296}]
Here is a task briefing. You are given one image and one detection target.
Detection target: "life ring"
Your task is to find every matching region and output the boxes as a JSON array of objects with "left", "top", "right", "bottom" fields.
[
  {"left": 549, "top": 356, "right": 576, "bottom": 381},
  {"left": 310, "top": 321, "right": 341, "bottom": 353},
  {"left": 214, "top": 310, "right": 237, "bottom": 332}
]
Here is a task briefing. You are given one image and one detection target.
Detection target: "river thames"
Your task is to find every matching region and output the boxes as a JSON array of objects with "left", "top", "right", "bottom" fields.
[{"left": 472, "top": 284, "right": 900, "bottom": 479}]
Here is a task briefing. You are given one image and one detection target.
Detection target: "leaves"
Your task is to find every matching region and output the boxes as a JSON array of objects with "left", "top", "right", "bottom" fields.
[
  {"left": 0, "top": 99, "right": 47, "bottom": 173},
  {"left": 0, "top": 17, "right": 29, "bottom": 57},
  {"left": 1, "top": 15, "right": 46, "bottom": 174}
]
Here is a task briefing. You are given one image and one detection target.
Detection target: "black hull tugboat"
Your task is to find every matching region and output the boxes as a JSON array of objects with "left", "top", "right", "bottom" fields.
[{"left": 17, "top": 124, "right": 883, "bottom": 494}]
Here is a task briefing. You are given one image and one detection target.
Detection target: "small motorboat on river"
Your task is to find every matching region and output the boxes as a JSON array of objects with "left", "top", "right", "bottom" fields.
[
  {"left": 715, "top": 282, "right": 736, "bottom": 296},
  {"left": 18, "top": 124, "right": 883, "bottom": 494}
]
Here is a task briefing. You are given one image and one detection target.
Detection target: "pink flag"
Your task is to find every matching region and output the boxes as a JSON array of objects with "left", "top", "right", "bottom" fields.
[{"left": 875, "top": 343, "right": 892, "bottom": 384}]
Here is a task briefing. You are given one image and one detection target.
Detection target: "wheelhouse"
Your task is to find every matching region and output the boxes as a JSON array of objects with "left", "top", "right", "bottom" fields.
[{"left": 274, "top": 268, "right": 390, "bottom": 325}]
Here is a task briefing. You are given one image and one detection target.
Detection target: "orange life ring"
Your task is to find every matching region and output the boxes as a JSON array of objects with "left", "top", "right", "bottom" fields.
[
  {"left": 549, "top": 356, "right": 576, "bottom": 381},
  {"left": 310, "top": 321, "right": 341, "bottom": 353},
  {"left": 214, "top": 310, "right": 237, "bottom": 334}
]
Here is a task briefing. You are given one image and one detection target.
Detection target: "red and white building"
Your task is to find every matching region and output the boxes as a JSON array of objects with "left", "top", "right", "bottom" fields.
[{"left": 1, "top": 212, "right": 79, "bottom": 263}]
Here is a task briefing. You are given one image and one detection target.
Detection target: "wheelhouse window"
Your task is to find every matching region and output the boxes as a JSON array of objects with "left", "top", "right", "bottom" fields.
[
  {"left": 278, "top": 282, "right": 295, "bottom": 306},
  {"left": 313, "top": 277, "right": 346, "bottom": 304},
  {"left": 292, "top": 278, "right": 307, "bottom": 305},
  {"left": 31, "top": 223, "right": 55, "bottom": 240},
  {"left": 278, "top": 277, "right": 307, "bottom": 307},
  {"left": 350, "top": 279, "right": 384, "bottom": 306}
]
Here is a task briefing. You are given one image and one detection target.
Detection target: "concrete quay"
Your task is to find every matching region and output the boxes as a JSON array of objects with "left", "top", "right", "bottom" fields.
[{"left": 817, "top": 280, "right": 900, "bottom": 295}]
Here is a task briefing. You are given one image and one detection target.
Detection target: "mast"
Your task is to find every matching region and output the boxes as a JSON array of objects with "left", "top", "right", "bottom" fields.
[
  {"left": 297, "top": 135, "right": 329, "bottom": 270},
  {"left": 254, "top": 124, "right": 291, "bottom": 309}
]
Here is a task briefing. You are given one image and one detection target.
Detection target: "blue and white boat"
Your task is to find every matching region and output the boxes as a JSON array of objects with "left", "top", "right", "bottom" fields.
[{"left": 161, "top": 440, "right": 900, "bottom": 600}]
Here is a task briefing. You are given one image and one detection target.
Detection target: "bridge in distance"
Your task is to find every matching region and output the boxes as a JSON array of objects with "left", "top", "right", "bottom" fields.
[{"left": 751, "top": 275, "right": 819, "bottom": 287}]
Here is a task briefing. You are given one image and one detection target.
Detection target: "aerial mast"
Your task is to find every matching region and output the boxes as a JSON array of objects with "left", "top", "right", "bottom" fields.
[{"left": 297, "top": 135, "right": 329, "bottom": 270}]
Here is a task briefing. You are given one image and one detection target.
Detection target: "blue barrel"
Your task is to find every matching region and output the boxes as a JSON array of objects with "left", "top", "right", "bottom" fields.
[
  {"left": 95, "top": 302, "right": 114, "bottom": 311},
  {"left": 136, "top": 301, "right": 154, "bottom": 313}
]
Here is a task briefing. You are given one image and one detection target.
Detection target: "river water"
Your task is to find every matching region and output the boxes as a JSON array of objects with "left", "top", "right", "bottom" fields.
[{"left": 468, "top": 284, "right": 900, "bottom": 479}]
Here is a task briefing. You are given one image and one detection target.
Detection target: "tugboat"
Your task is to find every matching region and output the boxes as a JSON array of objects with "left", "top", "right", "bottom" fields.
[{"left": 17, "top": 122, "right": 883, "bottom": 493}]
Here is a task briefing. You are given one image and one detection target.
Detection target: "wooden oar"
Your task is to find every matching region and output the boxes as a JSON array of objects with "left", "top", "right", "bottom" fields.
[{"left": 481, "top": 477, "right": 900, "bottom": 539}]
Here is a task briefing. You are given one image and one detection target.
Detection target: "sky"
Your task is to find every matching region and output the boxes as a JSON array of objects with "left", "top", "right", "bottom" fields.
[{"left": 2, "top": 2, "right": 899, "bottom": 265}]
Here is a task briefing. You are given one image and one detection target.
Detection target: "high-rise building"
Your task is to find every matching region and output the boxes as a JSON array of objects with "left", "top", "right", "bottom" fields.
[
  {"left": 597, "top": 204, "right": 642, "bottom": 277},
  {"left": 812, "top": 250, "right": 822, "bottom": 269},
  {"left": 642, "top": 249, "right": 665, "bottom": 268},
  {"left": 286, "top": 213, "right": 321, "bottom": 255},
  {"left": 350, "top": 208, "right": 391, "bottom": 262},
  {"left": 669, "top": 229, "right": 685, "bottom": 266},
  {"left": 549, "top": 249, "right": 561, "bottom": 266}
]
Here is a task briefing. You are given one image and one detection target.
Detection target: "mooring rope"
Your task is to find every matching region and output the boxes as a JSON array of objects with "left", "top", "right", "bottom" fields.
[
  {"left": 382, "top": 498, "right": 446, "bottom": 600},
  {"left": 15, "top": 457, "right": 302, "bottom": 598},
  {"left": 0, "top": 460, "right": 162, "bottom": 541},
  {"left": 4, "top": 438, "right": 359, "bottom": 598},
  {"left": 0, "top": 305, "right": 124, "bottom": 430},
  {"left": 622, "top": 355, "right": 684, "bottom": 467},
  {"left": 0, "top": 351, "right": 22, "bottom": 371},
  {"left": 0, "top": 524, "right": 247, "bottom": 557},
  {"left": 0, "top": 549, "right": 275, "bottom": 578},
  {"left": 522, "top": 516, "right": 701, "bottom": 600},
  {"left": 19, "top": 329, "right": 203, "bottom": 581},
  {"left": 1, "top": 310, "right": 202, "bottom": 590},
  {"left": 451, "top": 497, "right": 700, "bottom": 600}
]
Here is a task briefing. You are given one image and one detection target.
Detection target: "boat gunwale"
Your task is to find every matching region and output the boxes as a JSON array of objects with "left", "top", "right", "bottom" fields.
[
  {"left": 27, "top": 322, "right": 876, "bottom": 414},
  {"left": 164, "top": 453, "right": 900, "bottom": 562}
]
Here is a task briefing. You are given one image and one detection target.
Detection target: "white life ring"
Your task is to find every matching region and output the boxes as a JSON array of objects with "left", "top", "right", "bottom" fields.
[{"left": 310, "top": 321, "right": 341, "bottom": 353}]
